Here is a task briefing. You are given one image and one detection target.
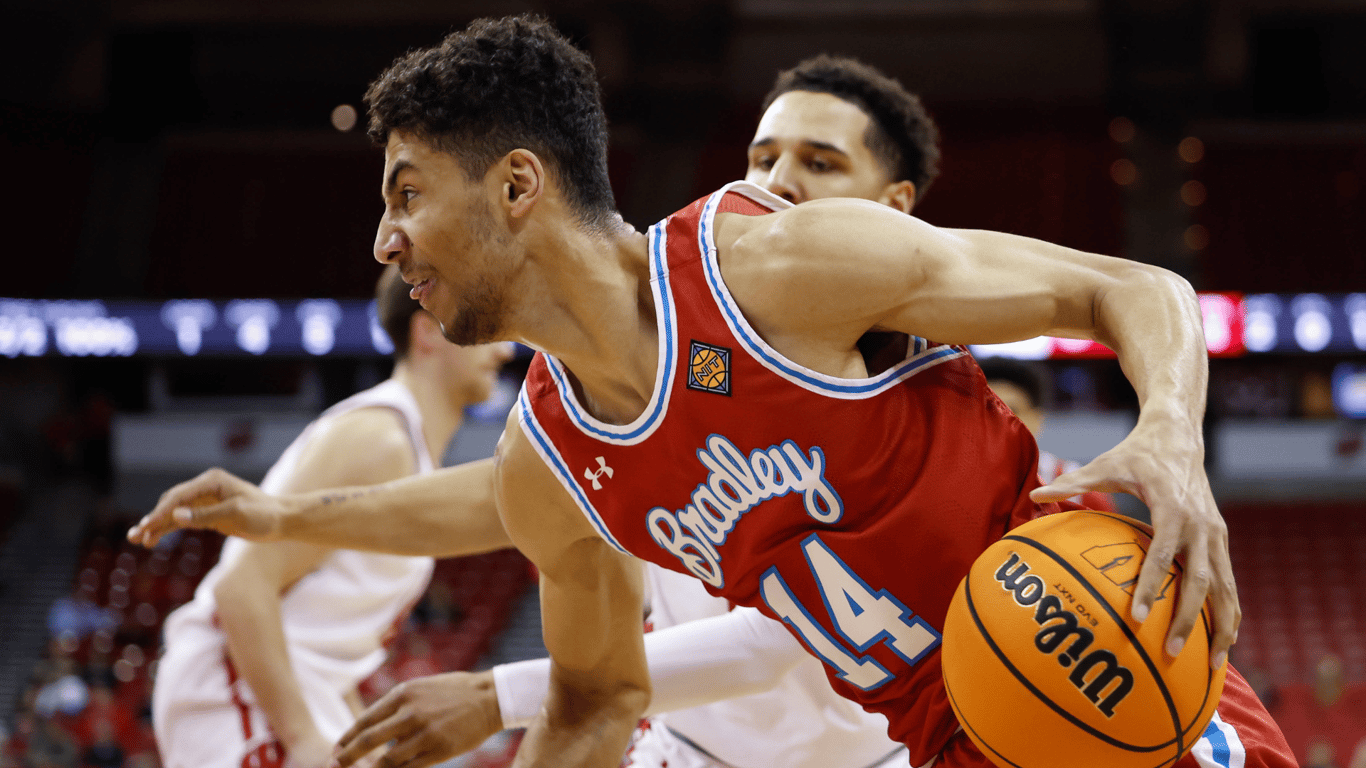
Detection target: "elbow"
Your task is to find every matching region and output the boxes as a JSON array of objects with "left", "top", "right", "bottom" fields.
[
  {"left": 1119, "top": 262, "right": 1194, "bottom": 299},
  {"left": 212, "top": 574, "right": 269, "bottom": 620}
]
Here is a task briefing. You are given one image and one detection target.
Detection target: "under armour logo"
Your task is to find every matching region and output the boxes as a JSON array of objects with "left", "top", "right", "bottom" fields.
[{"left": 584, "top": 457, "right": 614, "bottom": 490}]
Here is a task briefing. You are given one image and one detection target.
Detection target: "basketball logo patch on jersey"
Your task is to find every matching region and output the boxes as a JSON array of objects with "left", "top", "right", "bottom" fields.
[{"left": 687, "top": 340, "right": 731, "bottom": 396}]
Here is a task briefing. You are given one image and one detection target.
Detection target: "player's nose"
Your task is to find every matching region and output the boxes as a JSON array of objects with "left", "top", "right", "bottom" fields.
[
  {"left": 374, "top": 227, "right": 408, "bottom": 265},
  {"left": 761, "top": 156, "right": 804, "bottom": 205}
]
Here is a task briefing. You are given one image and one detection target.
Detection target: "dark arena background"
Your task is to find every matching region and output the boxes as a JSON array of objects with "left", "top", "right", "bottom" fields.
[{"left": 2, "top": 1, "right": 1365, "bottom": 767}]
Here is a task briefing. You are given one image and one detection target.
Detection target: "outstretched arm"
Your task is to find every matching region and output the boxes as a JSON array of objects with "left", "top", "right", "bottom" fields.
[
  {"left": 327, "top": 605, "right": 804, "bottom": 767},
  {"left": 722, "top": 199, "right": 1234, "bottom": 667},
  {"left": 495, "top": 605, "right": 805, "bottom": 727},
  {"left": 128, "top": 456, "right": 512, "bottom": 559}
]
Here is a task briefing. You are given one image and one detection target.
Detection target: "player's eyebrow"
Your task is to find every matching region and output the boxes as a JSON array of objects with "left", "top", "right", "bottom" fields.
[
  {"left": 384, "top": 159, "right": 415, "bottom": 199},
  {"left": 747, "top": 137, "right": 850, "bottom": 157}
]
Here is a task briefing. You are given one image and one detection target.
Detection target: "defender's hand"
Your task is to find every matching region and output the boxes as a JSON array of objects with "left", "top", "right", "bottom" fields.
[
  {"left": 1030, "top": 412, "right": 1238, "bottom": 671},
  {"left": 330, "top": 671, "right": 502, "bottom": 768},
  {"left": 128, "top": 467, "right": 286, "bottom": 548}
]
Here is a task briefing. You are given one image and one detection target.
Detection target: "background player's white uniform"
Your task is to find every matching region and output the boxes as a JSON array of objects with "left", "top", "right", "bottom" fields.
[
  {"left": 153, "top": 380, "right": 436, "bottom": 768},
  {"left": 627, "top": 566, "right": 913, "bottom": 768},
  {"left": 494, "top": 563, "right": 912, "bottom": 768}
]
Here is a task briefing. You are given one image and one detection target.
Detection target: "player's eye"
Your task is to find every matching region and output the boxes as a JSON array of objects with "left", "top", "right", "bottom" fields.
[
  {"left": 808, "top": 157, "right": 833, "bottom": 173},
  {"left": 751, "top": 155, "right": 775, "bottom": 171}
]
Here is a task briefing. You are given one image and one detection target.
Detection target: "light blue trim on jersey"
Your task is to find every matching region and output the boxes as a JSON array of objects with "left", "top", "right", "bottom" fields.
[
  {"left": 695, "top": 181, "right": 968, "bottom": 399},
  {"left": 1190, "top": 711, "right": 1244, "bottom": 768},
  {"left": 542, "top": 222, "right": 677, "bottom": 445},
  {"left": 516, "top": 385, "right": 631, "bottom": 556}
]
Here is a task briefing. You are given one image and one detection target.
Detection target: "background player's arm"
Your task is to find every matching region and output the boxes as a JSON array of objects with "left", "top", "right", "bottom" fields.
[
  {"left": 494, "top": 605, "right": 807, "bottom": 727},
  {"left": 129, "top": 457, "right": 512, "bottom": 558},
  {"left": 214, "top": 408, "right": 417, "bottom": 768},
  {"left": 722, "top": 198, "right": 1234, "bottom": 666}
]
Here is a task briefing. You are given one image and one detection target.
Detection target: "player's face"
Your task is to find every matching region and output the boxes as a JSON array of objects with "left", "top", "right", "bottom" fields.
[
  {"left": 375, "top": 131, "right": 513, "bottom": 346},
  {"left": 746, "top": 91, "right": 897, "bottom": 206},
  {"left": 440, "top": 340, "right": 515, "bottom": 406}
]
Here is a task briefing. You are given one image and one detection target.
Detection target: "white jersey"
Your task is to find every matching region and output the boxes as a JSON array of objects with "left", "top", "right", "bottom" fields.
[
  {"left": 643, "top": 565, "right": 911, "bottom": 768},
  {"left": 155, "top": 379, "right": 437, "bottom": 760}
]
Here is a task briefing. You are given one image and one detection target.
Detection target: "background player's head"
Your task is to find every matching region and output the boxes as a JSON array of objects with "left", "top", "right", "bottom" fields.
[
  {"left": 978, "top": 358, "right": 1047, "bottom": 436},
  {"left": 365, "top": 14, "right": 616, "bottom": 344},
  {"left": 376, "top": 264, "right": 512, "bottom": 408},
  {"left": 747, "top": 55, "right": 940, "bottom": 213}
]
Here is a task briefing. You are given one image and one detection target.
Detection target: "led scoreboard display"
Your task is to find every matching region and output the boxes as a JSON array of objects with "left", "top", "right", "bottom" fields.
[
  {"left": 1, "top": 293, "right": 1363, "bottom": 360},
  {"left": 0, "top": 299, "right": 396, "bottom": 358}
]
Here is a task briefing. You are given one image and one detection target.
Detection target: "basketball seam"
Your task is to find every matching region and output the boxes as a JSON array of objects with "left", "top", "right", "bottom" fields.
[
  {"left": 1003, "top": 526, "right": 1187, "bottom": 763},
  {"left": 1081, "top": 505, "right": 1223, "bottom": 737},
  {"left": 943, "top": 670, "right": 1029, "bottom": 768},
  {"left": 962, "top": 575, "right": 1174, "bottom": 753}
]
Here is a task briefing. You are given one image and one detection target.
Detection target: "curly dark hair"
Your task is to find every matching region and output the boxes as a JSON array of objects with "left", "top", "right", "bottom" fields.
[
  {"left": 364, "top": 14, "right": 616, "bottom": 230},
  {"left": 762, "top": 55, "right": 940, "bottom": 200},
  {"left": 375, "top": 264, "right": 424, "bottom": 360}
]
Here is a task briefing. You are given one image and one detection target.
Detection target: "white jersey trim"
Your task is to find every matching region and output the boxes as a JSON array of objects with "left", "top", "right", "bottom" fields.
[
  {"left": 541, "top": 222, "right": 678, "bottom": 445},
  {"left": 697, "top": 181, "right": 968, "bottom": 399},
  {"left": 517, "top": 384, "right": 631, "bottom": 555}
]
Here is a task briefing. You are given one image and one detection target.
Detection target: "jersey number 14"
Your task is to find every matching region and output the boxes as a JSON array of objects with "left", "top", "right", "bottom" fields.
[{"left": 761, "top": 533, "right": 940, "bottom": 690}]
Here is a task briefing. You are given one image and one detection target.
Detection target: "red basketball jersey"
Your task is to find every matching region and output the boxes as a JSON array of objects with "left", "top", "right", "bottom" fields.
[{"left": 518, "top": 182, "right": 1059, "bottom": 765}]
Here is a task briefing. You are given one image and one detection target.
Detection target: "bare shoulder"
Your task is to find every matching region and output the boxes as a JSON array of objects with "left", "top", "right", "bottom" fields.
[
  {"left": 714, "top": 199, "right": 931, "bottom": 342},
  {"left": 492, "top": 409, "right": 600, "bottom": 572},
  {"left": 279, "top": 406, "right": 416, "bottom": 494}
]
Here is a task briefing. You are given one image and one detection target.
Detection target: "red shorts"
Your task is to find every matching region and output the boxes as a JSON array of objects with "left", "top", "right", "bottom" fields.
[{"left": 935, "top": 664, "right": 1296, "bottom": 768}]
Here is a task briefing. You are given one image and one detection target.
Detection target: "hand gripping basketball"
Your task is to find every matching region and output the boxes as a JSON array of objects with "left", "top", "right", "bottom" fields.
[{"left": 942, "top": 510, "right": 1227, "bottom": 768}]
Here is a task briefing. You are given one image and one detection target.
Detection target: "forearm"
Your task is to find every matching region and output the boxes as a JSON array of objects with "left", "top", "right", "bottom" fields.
[
  {"left": 215, "top": 582, "right": 319, "bottom": 748},
  {"left": 493, "top": 607, "right": 805, "bottom": 728},
  {"left": 278, "top": 458, "right": 511, "bottom": 557},
  {"left": 1094, "top": 266, "right": 1207, "bottom": 422}
]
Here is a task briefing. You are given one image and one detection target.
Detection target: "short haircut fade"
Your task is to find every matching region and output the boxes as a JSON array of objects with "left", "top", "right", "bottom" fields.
[{"left": 762, "top": 55, "right": 941, "bottom": 200}]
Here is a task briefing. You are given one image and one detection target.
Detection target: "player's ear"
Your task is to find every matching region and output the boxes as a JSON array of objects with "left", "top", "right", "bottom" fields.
[
  {"left": 502, "top": 148, "right": 545, "bottom": 219},
  {"left": 877, "top": 180, "right": 916, "bottom": 214}
]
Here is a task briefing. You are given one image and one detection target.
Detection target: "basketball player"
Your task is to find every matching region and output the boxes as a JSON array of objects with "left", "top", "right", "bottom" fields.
[
  {"left": 151, "top": 266, "right": 512, "bottom": 768},
  {"left": 132, "top": 16, "right": 1294, "bottom": 768},
  {"left": 979, "top": 357, "right": 1118, "bottom": 513}
]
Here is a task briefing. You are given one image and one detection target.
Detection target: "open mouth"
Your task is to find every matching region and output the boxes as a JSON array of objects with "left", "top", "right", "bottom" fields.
[{"left": 409, "top": 277, "right": 434, "bottom": 303}]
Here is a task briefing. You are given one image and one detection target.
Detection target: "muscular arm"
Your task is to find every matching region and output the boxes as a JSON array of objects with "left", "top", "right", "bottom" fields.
[
  {"left": 214, "top": 408, "right": 418, "bottom": 768},
  {"left": 130, "top": 456, "right": 512, "bottom": 558},
  {"left": 720, "top": 199, "right": 1234, "bottom": 665},
  {"left": 495, "top": 418, "right": 651, "bottom": 768}
]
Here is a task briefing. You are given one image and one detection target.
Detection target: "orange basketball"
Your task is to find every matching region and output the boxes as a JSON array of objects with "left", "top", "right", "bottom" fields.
[{"left": 941, "top": 510, "right": 1226, "bottom": 768}]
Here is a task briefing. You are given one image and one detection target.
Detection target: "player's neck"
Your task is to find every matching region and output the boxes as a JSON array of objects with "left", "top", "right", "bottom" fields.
[
  {"left": 390, "top": 364, "right": 464, "bottom": 462},
  {"left": 509, "top": 215, "right": 659, "bottom": 426}
]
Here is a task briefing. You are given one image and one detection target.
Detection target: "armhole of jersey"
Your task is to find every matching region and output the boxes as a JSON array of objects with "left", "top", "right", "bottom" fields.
[
  {"left": 515, "top": 385, "right": 631, "bottom": 555},
  {"left": 696, "top": 182, "right": 969, "bottom": 400},
  {"left": 538, "top": 222, "right": 679, "bottom": 446}
]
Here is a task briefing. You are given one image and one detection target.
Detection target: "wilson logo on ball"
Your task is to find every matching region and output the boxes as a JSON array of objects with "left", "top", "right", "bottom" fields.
[{"left": 995, "top": 552, "right": 1136, "bottom": 717}]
